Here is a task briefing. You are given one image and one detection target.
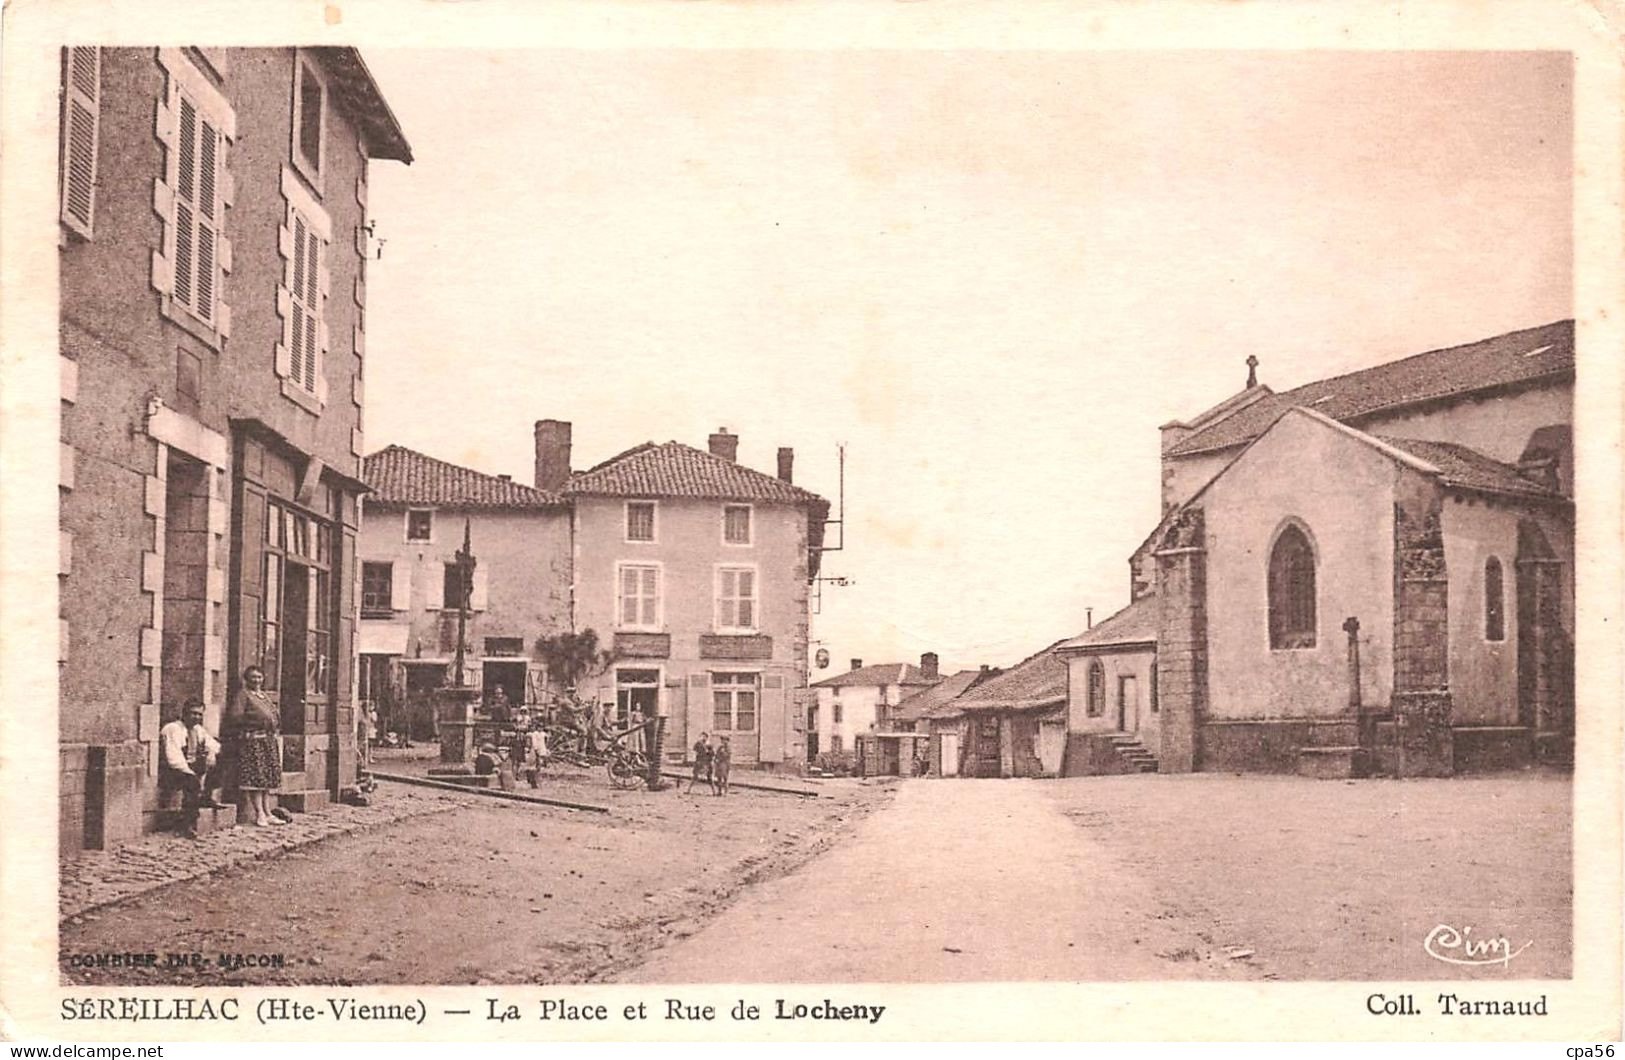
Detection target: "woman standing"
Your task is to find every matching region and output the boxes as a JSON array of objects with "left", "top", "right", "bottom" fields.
[{"left": 223, "top": 666, "right": 284, "bottom": 826}]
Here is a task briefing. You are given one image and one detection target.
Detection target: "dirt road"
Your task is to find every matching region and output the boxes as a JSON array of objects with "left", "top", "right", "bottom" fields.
[
  {"left": 61, "top": 772, "right": 890, "bottom": 986},
  {"left": 625, "top": 772, "right": 1570, "bottom": 983},
  {"left": 621, "top": 778, "right": 1261, "bottom": 982}
]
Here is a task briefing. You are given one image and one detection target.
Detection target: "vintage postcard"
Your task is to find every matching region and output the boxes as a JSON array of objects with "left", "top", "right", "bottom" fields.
[{"left": 1, "top": 0, "right": 1621, "bottom": 1045}]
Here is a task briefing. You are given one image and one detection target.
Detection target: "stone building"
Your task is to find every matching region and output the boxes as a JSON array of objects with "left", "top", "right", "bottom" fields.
[
  {"left": 892, "top": 668, "right": 992, "bottom": 777},
  {"left": 1069, "top": 321, "right": 1574, "bottom": 777},
  {"left": 560, "top": 426, "right": 831, "bottom": 772},
  {"left": 58, "top": 47, "right": 411, "bottom": 850},
  {"left": 356, "top": 445, "right": 571, "bottom": 733},
  {"left": 949, "top": 643, "right": 1069, "bottom": 779},
  {"left": 809, "top": 656, "right": 941, "bottom": 764}
]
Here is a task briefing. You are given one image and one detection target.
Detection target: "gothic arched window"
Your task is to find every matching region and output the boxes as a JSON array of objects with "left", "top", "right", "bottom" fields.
[
  {"left": 1268, "top": 523, "right": 1317, "bottom": 649},
  {"left": 1086, "top": 660, "right": 1105, "bottom": 717},
  {"left": 1485, "top": 557, "right": 1505, "bottom": 642}
]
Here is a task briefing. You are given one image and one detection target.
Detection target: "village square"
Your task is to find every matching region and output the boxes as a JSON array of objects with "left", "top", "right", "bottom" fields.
[{"left": 50, "top": 46, "right": 1576, "bottom": 987}]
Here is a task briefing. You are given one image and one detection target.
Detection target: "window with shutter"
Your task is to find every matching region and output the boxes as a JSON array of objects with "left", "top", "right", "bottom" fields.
[
  {"left": 276, "top": 166, "right": 331, "bottom": 403},
  {"left": 60, "top": 47, "right": 100, "bottom": 239},
  {"left": 617, "top": 563, "right": 660, "bottom": 630},
  {"left": 169, "top": 92, "right": 224, "bottom": 324},
  {"left": 361, "top": 562, "right": 393, "bottom": 617},
  {"left": 287, "top": 208, "right": 323, "bottom": 394},
  {"left": 715, "top": 565, "right": 758, "bottom": 632}
]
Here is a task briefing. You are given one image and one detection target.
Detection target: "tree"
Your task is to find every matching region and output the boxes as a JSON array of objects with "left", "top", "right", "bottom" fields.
[{"left": 534, "top": 629, "right": 616, "bottom": 692}]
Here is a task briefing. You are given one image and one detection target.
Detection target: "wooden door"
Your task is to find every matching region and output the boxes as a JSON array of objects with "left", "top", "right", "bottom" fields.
[{"left": 1118, "top": 674, "right": 1138, "bottom": 732}]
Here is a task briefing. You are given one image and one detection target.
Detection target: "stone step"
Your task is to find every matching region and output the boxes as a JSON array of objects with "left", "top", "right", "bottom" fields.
[
  {"left": 160, "top": 805, "right": 237, "bottom": 836},
  {"left": 275, "top": 789, "right": 331, "bottom": 813},
  {"left": 1296, "top": 745, "right": 1368, "bottom": 780}
]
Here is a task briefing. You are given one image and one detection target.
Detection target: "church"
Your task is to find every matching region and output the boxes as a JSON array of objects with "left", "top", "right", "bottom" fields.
[{"left": 1061, "top": 321, "right": 1574, "bottom": 778}]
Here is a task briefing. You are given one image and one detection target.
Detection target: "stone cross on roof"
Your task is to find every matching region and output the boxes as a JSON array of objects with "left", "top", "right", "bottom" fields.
[{"left": 1245, "top": 354, "right": 1260, "bottom": 389}]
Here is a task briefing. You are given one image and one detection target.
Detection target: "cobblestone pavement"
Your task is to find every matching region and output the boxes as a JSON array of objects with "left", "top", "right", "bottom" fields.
[{"left": 59, "top": 786, "right": 460, "bottom": 922}]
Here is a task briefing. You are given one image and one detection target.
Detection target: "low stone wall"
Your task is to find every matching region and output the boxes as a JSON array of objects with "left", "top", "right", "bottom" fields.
[
  {"left": 1198, "top": 718, "right": 1358, "bottom": 774},
  {"left": 1062, "top": 733, "right": 1139, "bottom": 777},
  {"left": 1452, "top": 726, "right": 1533, "bottom": 773},
  {"left": 83, "top": 741, "right": 151, "bottom": 851},
  {"left": 60, "top": 744, "right": 92, "bottom": 855}
]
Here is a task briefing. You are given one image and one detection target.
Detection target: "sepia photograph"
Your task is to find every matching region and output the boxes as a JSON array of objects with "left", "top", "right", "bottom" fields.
[{"left": 3, "top": 0, "right": 1621, "bottom": 1044}]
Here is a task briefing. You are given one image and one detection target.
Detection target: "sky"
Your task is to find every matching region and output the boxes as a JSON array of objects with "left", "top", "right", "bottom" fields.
[{"left": 357, "top": 49, "right": 1571, "bottom": 678}]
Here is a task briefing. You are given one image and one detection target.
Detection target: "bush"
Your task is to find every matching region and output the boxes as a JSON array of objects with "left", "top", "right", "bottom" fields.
[{"left": 813, "top": 751, "right": 855, "bottom": 776}]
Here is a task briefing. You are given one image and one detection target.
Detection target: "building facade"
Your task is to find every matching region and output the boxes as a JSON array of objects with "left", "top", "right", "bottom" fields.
[
  {"left": 58, "top": 46, "right": 410, "bottom": 850},
  {"left": 809, "top": 656, "right": 940, "bottom": 763},
  {"left": 1070, "top": 322, "right": 1575, "bottom": 778},
  {"left": 561, "top": 426, "right": 830, "bottom": 772},
  {"left": 356, "top": 446, "right": 571, "bottom": 734}
]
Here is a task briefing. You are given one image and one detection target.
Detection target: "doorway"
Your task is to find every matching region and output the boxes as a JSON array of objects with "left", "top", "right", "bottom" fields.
[
  {"left": 615, "top": 668, "right": 660, "bottom": 727},
  {"left": 1118, "top": 674, "right": 1139, "bottom": 733},
  {"left": 482, "top": 660, "right": 526, "bottom": 710},
  {"left": 160, "top": 451, "right": 209, "bottom": 723},
  {"left": 939, "top": 732, "right": 960, "bottom": 776},
  {"left": 973, "top": 714, "right": 1001, "bottom": 777},
  {"left": 279, "top": 561, "right": 311, "bottom": 734}
]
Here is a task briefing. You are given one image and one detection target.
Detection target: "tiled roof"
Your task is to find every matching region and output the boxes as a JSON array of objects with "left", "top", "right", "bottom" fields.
[
  {"left": 1057, "top": 595, "right": 1160, "bottom": 652},
  {"left": 1167, "top": 321, "right": 1574, "bottom": 456},
  {"left": 363, "top": 445, "right": 565, "bottom": 509},
  {"left": 565, "top": 441, "right": 827, "bottom": 506},
  {"left": 1376, "top": 437, "right": 1565, "bottom": 501},
  {"left": 894, "top": 670, "right": 987, "bottom": 722},
  {"left": 955, "top": 640, "right": 1071, "bottom": 713},
  {"left": 811, "top": 663, "right": 939, "bottom": 690},
  {"left": 319, "top": 49, "right": 412, "bottom": 163}
]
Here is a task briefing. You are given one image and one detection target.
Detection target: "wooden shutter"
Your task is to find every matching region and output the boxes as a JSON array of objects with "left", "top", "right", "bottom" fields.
[
  {"left": 195, "top": 116, "right": 219, "bottom": 323},
  {"left": 758, "top": 677, "right": 786, "bottom": 762},
  {"left": 470, "top": 568, "right": 489, "bottom": 611},
  {"left": 60, "top": 47, "right": 100, "bottom": 238},
  {"left": 388, "top": 563, "right": 410, "bottom": 611},
  {"left": 173, "top": 96, "right": 198, "bottom": 310}
]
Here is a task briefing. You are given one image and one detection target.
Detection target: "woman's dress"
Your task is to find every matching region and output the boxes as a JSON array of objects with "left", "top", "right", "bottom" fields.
[{"left": 226, "top": 689, "right": 282, "bottom": 792}]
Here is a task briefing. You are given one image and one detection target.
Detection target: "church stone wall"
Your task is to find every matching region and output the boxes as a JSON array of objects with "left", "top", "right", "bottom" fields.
[
  {"left": 1441, "top": 497, "right": 1523, "bottom": 726},
  {"left": 1199, "top": 414, "right": 1397, "bottom": 722}
]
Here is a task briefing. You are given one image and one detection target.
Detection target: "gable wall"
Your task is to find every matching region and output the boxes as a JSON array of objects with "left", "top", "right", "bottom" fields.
[{"left": 1199, "top": 414, "right": 1398, "bottom": 720}]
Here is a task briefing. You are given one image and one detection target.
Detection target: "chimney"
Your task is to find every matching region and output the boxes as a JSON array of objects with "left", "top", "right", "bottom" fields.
[
  {"left": 920, "top": 652, "right": 939, "bottom": 680},
  {"left": 498, "top": 474, "right": 512, "bottom": 481},
  {"left": 979, "top": 664, "right": 991, "bottom": 675},
  {"left": 850, "top": 658, "right": 863, "bottom": 672},
  {"left": 777, "top": 447, "right": 794, "bottom": 483},
  {"left": 708, "top": 428, "right": 738, "bottom": 463},
  {"left": 534, "top": 419, "right": 572, "bottom": 492}
]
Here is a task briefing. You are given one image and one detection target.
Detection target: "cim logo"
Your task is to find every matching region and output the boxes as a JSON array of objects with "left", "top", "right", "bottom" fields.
[{"left": 1423, "top": 923, "right": 1532, "bottom": 967}]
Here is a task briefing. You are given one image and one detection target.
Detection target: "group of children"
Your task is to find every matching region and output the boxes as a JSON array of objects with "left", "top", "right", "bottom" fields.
[{"left": 687, "top": 732, "right": 732, "bottom": 795}]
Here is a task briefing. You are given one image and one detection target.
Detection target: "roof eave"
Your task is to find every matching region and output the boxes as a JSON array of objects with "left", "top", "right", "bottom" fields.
[
  {"left": 1169, "top": 366, "right": 1576, "bottom": 459},
  {"left": 1057, "top": 637, "right": 1158, "bottom": 655},
  {"left": 321, "top": 48, "right": 413, "bottom": 163}
]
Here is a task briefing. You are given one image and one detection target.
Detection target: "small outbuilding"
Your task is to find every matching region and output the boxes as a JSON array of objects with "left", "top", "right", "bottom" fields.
[{"left": 950, "top": 642, "right": 1071, "bottom": 778}]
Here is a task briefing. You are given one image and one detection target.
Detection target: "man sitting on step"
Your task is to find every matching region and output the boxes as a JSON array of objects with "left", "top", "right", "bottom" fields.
[{"left": 158, "top": 700, "right": 223, "bottom": 839}]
